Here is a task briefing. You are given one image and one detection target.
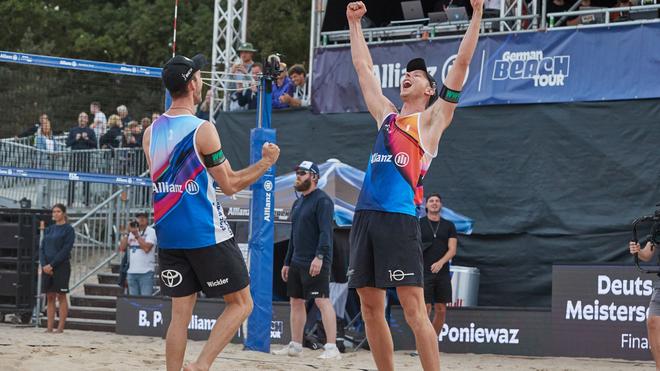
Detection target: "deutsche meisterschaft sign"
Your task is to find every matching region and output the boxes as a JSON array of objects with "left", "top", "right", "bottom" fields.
[{"left": 552, "top": 265, "right": 654, "bottom": 360}]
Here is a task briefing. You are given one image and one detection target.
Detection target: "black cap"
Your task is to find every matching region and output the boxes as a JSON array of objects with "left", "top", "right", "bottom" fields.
[
  {"left": 162, "top": 54, "right": 207, "bottom": 93},
  {"left": 406, "top": 58, "right": 439, "bottom": 107}
]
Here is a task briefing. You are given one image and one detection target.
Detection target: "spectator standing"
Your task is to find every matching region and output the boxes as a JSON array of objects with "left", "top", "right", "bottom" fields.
[
  {"left": 272, "top": 63, "right": 294, "bottom": 109},
  {"left": 151, "top": 111, "right": 160, "bottom": 122},
  {"left": 117, "top": 105, "right": 131, "bottom": 127},
  {"left": 100, "top": 114, "right": 123, "bottom": 149},
  {"left": 140, "top": 117, "right": 152, "bottom": 131},
  {"left": 119, "top": 212, "right": 157, "bottom": 296},
  {"left": 273, "top": 161, "right": 341, "bottom": 359},
  {"left": 235, "top": 63, "right": 263, "bottom": 110},
  {"left": 65, "top": 112, "right": 96, "bottom": 206},
  {"left": 19, "top": 113, "right": 49, "bottom": 138},
  {"left": 420, "top": 194, "right": 457, "bottom": 337},
  {"left": 229, "top": 42, "right": 258, "bottom": 111},
  {"left": 40, "top": 204, "right": 75, "bottom": 333},
  {"left": 122, "top": 121, "right": 142, "bottom": 148},
  {"left": 196, "top": 90, "right": 213, "bottom": 120},
  {"left": 89, "top": 102, "right": 107, "bottom": 145},
  {"left": 35, "top": 118, "right": 62, "bottom": 152}
]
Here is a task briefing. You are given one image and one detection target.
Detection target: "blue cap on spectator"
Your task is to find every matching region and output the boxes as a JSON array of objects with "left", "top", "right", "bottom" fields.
[{"left": 295, "top": 161, "right": 319, "bottom": 175}]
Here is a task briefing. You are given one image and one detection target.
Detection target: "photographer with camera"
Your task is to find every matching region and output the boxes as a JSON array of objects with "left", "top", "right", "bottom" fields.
[
  {"left": 119, "top": 212, "right": 157, "bottom": 296},
  {"left": 629, "top": 239, "right": 660, "bottom": 367}
]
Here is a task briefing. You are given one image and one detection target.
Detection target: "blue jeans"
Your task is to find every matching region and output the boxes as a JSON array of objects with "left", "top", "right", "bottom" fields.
[{"left": 127, "top": 271, "right": 154, "bottom": 296}]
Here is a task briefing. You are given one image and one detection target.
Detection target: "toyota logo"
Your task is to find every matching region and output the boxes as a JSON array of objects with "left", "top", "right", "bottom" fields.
[
  {"left": 184, "top": 180, "right": 200, "bottom": 195},
  {"left": 394, "top": 152, "right": 410, "bottom": 167},
  {"left": 264, "top": 180, "right": 273, "bottom": 192},
  {"left": 161, "top": 269, "right": 183, "bottom": 288}
]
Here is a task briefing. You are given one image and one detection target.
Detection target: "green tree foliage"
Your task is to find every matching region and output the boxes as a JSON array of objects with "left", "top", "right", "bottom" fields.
[{"left": 0, "top": 0, "right": 310, "bottom": 137}]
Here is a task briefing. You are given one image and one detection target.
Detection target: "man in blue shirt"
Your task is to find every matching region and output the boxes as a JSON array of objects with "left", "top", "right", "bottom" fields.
[
  {"left": 272, "top": 62, "right": 294, "bottom": 109},
  {"left": 273, "top": 161, "right": 341, "bottom": 359},
  {"left": 66, "top": 112, "right": 97, "bottom": 206}
]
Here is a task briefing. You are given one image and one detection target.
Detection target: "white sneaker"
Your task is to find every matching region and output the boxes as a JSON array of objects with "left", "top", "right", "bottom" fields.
[
  {"left": 271, "top": 342, "right": 303, "bottom": 357},
  {"left": 318, "top": 344, "right": 342, "bottom": 360}
]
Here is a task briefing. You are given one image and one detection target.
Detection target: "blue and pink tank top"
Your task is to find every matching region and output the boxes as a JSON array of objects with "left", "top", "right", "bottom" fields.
[
  {"left": 149, "top": 114, "right": 233, "bottom": 249},
  {"left": 356, "top": 112, "right": 435, "bottom": 216}
]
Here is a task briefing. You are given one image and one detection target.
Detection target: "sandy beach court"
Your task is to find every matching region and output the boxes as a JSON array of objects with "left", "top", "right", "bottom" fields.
[{"left": 0, "top": 324, "right": 654, "bottom": 370}]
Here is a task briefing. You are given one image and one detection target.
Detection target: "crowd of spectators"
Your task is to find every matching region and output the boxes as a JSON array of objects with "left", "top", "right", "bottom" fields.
[
  {"left": 219, "top": 42, "right": 310, "bottom": 115},
  {"left": 16, "top": 103, "right": 161, "bottom": 152},
  {"left": 15, "top": 42, "right": 310, "bottom": 139}
]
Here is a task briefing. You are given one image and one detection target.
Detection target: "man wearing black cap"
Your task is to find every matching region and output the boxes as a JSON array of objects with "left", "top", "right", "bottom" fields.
[
  {"left": 346, "top": 1, "right": 483, "bottom": 370},
  {"left": 273, "top": 161, "right": 340, "bottom": 359},
  {"left": 142, "top": 53, "right": 280, "bottom": 371}
]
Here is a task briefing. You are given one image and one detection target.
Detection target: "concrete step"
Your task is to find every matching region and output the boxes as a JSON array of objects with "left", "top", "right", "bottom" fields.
[
  {"left": 110, "top": 263, "right": 120, "bottom": 274},
  {"left": 70, "top": 295, "right": 117, "bottom": 309},
  {"left": 84, "top": 283, "right": 124, "bottom": 297},
  {"left": 67, "top": 306, "right": 116, "bottom": 321},
  {"left": 97, "top": 272, "right": 120, "bottom": 285},
  {"left": 39, "top": 317, "right": 115, "bottom": 332}
]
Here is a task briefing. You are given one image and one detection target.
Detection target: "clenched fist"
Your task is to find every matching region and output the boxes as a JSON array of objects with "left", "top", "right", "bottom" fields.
[
  {"left": 471, "top": 0, "right": 485, "bottom": 13},
  {"left": 262, "top": 142, "right": 280, "bottom": 166},
  {"left": 346, "top": 1, "right": 366, "bottom": 22}
]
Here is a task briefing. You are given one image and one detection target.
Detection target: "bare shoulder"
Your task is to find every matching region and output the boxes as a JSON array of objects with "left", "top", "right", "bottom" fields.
[{"left": 195, "top": 121, "right": 222, "bottom": 153}]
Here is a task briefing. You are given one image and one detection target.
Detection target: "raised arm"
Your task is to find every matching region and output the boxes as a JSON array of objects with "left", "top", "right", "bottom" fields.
[
  {"left": 347, "top": 2, "right": 396, "bottom": 126},
  {"left": 196, "top": 122, "right": 280, "bottom": 196},
  {"left": 421, "top": 0, "right": 484, "bottom": 138}
]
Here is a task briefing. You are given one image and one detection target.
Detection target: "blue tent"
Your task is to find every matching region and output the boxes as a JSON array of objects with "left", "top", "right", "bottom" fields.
[{"left": 221, "top": 159, "right": 473, "bottom": 234}]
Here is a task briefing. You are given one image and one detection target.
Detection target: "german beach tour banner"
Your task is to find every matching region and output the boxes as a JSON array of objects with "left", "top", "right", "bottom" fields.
[{"left": 312, "top": 23, "right": 660, "bottom": 113}]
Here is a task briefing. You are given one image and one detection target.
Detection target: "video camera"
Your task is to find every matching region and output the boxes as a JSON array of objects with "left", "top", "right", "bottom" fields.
[
  {"left": 263, "top": 53, "right": 285, "bottom": 80},
  {"left": 631, "top": 203, "right": 660, "bottom": 273},
  {"left": 129, "top": 220, "right": 139, "bottom": 229}
]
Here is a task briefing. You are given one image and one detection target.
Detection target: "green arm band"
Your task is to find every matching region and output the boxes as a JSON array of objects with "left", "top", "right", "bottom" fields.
[
  {"left": 203, "top": 148, "right": 226, "bottom": 168},
  {"left": 440, "top": 84, "right": 461, "bottom": 104}
]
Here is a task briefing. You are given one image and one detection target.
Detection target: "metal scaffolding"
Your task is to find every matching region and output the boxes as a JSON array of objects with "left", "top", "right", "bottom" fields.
[{"left": 210, "top": 0, "right": 248, "bottom": 121}]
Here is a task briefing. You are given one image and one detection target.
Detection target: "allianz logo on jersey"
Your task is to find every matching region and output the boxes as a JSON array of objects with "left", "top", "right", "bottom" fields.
[
  {"left": 370, "top": 152, "right": 410, "bottom": 168},
  {"left": 152, "top": 179, "right": 200, "bottom": 195}
]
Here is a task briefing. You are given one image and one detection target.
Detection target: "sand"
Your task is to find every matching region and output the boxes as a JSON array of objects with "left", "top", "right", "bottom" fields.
[{"left": 0, "top": 323, "right": 654, "bottom": 370}]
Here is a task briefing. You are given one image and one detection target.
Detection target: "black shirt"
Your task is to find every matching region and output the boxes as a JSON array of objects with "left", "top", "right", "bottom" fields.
[
  {"left": 66, "top": 126, "right": 97, "bottom": 150},
  {"left": 284, "top": 189, "right": 334, "bottom": 268},
  {"left": 420, "top": 216, "right": 457, "bottom": 275}
]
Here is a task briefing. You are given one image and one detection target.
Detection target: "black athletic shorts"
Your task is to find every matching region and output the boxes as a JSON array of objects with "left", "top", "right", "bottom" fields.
[
  {"left": 348, "top": 210, "right": 424, "bottom": 289},
  {"left": 287, "top": 264, "right": 330, "bottom": 299},
  {"left": 424, "top": 272, "right": 452, "bottom": 304},
  {"left": 42, "top": 261, "right": 71, "bottom": 294},
  {"left": 158, "top": 238, "right": 249, "bottom": 298}
]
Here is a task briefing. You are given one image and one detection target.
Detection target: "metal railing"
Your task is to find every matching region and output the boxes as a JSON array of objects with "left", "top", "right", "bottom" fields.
[
  {"left": 0, "top": 140, "right": 149, "bottom": 209},
  {"left": 66, "top": 185, "right": 152, "bottom": 292},
  {"left": 318, "top": 2, "right": 659, "bottom": 47},
  {"left": 547, "top": 4, "right": 660, "bottom": 27}
]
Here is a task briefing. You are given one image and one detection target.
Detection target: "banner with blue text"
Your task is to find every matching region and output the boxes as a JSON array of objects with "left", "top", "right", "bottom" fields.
[{"left": 312, "top": 23, "right": 660, "bottom": 113}]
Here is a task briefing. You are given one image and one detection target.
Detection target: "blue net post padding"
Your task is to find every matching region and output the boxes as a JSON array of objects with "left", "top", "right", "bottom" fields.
[{"left": 245, "top": 77, "right": 276, "bottom": 352}]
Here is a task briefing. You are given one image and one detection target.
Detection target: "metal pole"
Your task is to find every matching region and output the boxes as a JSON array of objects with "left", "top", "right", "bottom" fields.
[
  {"left": 241, "top": 0, "right": 249, "bottom": 43},
  {"left": 308, "top": 0, "right": 316, "bottom": 108},
  {"left": 210, "top": 0, "right": 221, "bottom": 120},
  {"left": 34, "top": 220, "right": 45, "bottom": 328},
  {"left": 541, "top": 0, "right": 547, "bottom": 29},
  {"left": 224, "top": 0, "right": 235, "bottom": 111}
]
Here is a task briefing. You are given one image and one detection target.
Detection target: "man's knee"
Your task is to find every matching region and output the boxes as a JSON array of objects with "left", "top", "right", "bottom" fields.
[
  {"left": 435, "top": 304, "right": 447, "bottom": 316},
  {"left": 361, "top": 300, "right": 384, "bottom": 322},
  {"left": 648, "top": 316, "right": 660, "bottom": 334},
  {"left": 226, "top": 288, "right": 254, "bottom": 319}
]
